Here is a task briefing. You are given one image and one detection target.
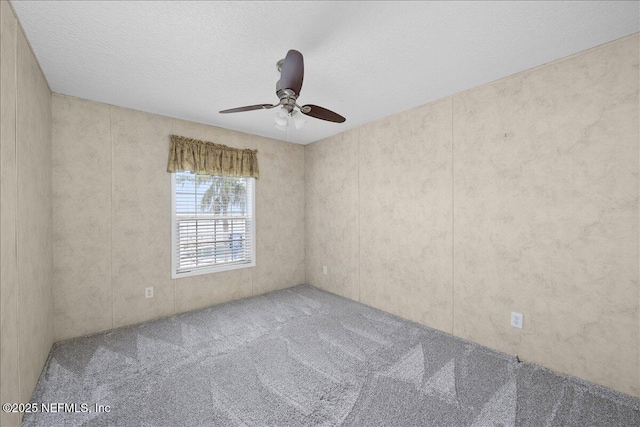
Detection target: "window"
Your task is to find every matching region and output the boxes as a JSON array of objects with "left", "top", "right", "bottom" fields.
[{"left": 172, "top": 172, "right": 255, "bottom": 278}]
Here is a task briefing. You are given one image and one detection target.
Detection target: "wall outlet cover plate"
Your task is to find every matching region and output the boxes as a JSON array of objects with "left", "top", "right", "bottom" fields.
[{"left": 511, "top": 312, "right": 523, "bottom": 329}]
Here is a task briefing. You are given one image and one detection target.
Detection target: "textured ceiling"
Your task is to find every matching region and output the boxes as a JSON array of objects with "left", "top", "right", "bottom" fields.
[{"left": 11, "top": 1, "right": 639, "bottom": 144}]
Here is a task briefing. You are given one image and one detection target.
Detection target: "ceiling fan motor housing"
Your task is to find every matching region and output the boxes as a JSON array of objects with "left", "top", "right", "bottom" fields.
[{"left": 277, "top": 89, "right": 298, "bottom": 113}]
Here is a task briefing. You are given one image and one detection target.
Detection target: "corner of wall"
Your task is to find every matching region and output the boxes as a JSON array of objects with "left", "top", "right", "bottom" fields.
[{"left": 0, "top": 2, "right": 54, "bottom": 423}]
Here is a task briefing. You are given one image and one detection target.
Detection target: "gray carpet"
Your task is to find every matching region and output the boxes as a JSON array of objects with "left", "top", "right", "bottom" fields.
[{"left": 24, "top": 285, "right": 640, "bottom": 426}]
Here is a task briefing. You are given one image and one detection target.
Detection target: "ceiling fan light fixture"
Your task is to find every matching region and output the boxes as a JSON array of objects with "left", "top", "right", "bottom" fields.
[
  {"left": 292, "top": 111, "right": 306, "bottom": 130},
  {"left": 274, "top": 107, "right": 288, "bottom": 126},
  {"left": 274, "top": 107, "right": 306, "bottom": 131}
]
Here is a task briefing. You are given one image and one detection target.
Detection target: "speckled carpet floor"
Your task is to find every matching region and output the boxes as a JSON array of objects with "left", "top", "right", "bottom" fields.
[{"left": 24, "top": 285, "right": 639, "bottom": 426}]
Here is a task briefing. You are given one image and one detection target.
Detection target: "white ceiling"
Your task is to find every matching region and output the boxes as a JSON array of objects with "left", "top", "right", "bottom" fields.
[{"left": 11, "top": 1, "right": 639, "bottom": 145}]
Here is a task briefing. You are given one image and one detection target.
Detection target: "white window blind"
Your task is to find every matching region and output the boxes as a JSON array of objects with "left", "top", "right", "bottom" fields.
[{"left": 172, "top": 172, "right": 255, "bottom": 278}]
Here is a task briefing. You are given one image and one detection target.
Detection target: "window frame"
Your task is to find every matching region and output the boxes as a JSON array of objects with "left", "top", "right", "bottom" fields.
[{"left": 171, "top": 172, "right": 256, "bottom": 279}]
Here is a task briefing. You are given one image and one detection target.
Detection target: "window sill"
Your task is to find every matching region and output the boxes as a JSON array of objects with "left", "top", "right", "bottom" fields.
[{"left": 172, "top": 261, "right": 255, "bottom": 279}]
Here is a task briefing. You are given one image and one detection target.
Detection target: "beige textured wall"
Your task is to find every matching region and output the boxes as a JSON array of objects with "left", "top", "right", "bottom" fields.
[
  {"left": 305, "top": 128, "right": 360, "bottom": 301},
  {"left": 305, "top": 34, "right": 640, "bottom": 397},
  {"left": 453, "top": 34, "right": 639, "bottom": 399},
  {"left": 360, "top": 99, "right": 453, "bottom": 332},
  {"left": 52, "top": 94, "right": 305, "bottom": 341},
  {"left": 0, "top": 1, "right": 54, "bottom": 425}
]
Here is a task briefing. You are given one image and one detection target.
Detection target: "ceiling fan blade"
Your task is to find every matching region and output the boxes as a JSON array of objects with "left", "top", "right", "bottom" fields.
[
  {"left": 280, "top": 50, "right": 304, "bottom": 95},
  {"left": 219, "top": 104, "right": 277, "bottom": 114},
  {"left": 301, "top": 105, "right": 346, "bottom": 123}
]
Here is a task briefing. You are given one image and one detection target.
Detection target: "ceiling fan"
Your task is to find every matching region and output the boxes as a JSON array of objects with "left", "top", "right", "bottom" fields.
[{"left": 219, "top": 50, "right": 346, "bottom": 124}]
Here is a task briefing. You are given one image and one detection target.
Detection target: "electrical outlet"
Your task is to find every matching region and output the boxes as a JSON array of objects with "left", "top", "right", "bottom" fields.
[
  {"left": 511, "top": 312, "right": 523, "bottom": 329},
  {"left": 322, "top": 266, "right": 327, "bottom": 275},
  {"left": 145, "top": 287, "right": 154, "bottom": 299}
]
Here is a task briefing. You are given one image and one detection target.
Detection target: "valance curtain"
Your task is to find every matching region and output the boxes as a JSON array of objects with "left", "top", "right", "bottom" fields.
[{"left": 166, "top": 135, "right": 259, "bottom": 178}]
